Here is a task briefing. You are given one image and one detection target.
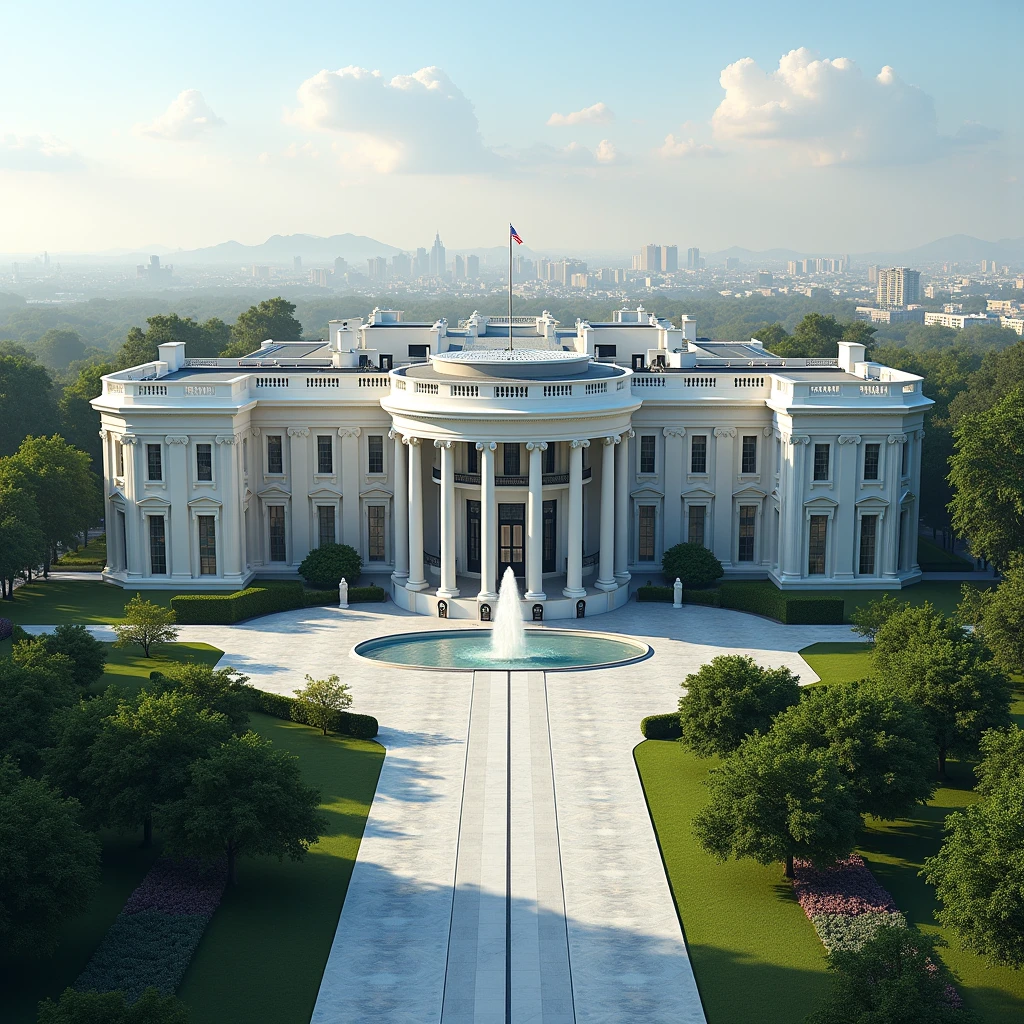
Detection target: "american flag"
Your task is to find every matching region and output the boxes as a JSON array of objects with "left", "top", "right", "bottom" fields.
[{"left": 510, "top": 224, "right": 523, "bottom": 245}]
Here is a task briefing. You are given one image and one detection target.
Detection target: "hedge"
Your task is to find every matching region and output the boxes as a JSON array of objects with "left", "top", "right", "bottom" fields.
[
  {"left": 718, "top": 583, "right": 844, "bottom": 624},
  {"left": 640, "top": 712, "right": 683, "bottom": 740},
  {"left": 348, "top": 585, "right": 387, "bottom": 604},
  {"left": 247, "top": 688, "right": 379, "bottom": 739},
  {"left": 637, "top": 585, "right": 675, "bottom": 603},
  {"left": 302, "top": 588, "right": 339, "bottom": 607},
  {"left": 170, "top": 585, "right": 304, "bottom": 624},
  {"left": 683, "top": 588, "right": 722, "bottom": 607}
]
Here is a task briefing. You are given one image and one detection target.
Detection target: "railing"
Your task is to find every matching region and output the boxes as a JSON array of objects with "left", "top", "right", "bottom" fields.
[
  {"left": 433, "top": 466, "right": 592, "bottom": 485},
  {"left": 582, "top": 551, "right": 600, "bottom": 567},
  {"left": 424, "top": 551, "right": 441, "bottom": 567}
]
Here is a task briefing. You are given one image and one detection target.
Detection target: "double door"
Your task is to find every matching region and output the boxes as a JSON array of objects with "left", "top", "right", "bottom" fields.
[{"left": 466, "top": 499, "right": 557, "bottom": 587}]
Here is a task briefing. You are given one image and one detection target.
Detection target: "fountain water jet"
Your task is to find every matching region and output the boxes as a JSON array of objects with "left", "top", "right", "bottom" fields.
[{"left": 491, "top": 566, "right": 526, "bottom": 660}]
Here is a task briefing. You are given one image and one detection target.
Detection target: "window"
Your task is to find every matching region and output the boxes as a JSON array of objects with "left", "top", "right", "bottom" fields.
[
  {"left": 859, "top": 515, "right": 877, "bottom": 575},
  {"left": 543, "top": 500, "right": 556, "bottom": 572},
  {"left": 640, "top": 435, "right": 656, "bottom": 474},
  {"left": 149, "top": 515, "right": 166, "bottom": 575},
  {"left": 690, "top": 435, "right": 707, "bottom": 474},
  {"left": 267, "top": 435, "right": 283, "bottom": 474},
  {"left": 863, "top": 443, "right": 880, "bottom": 481},
  {"left": 196, "top": 443, "right": 212, "bottom": 481},
  {"left": 408, "top": 344, "right": 428, "bottom": 358},
  {"left": 467, "top": 443, "right": 479, "bottom": 475},
  {"left": 813, "top": 443, "right": 831, "bottom": 481},
  {"left": 639, "top": 505, "right": 656, "bottom": 561},
  {"left": 898, "top": 509, "right": 907, "bottom": 569},
  {"left": 368, "top": 435, "right": 384, "bottom": 475},
  {"left": 595, "top": 344, "right": 617, "bottom": 358},
  {"left": 146, "top": 444, "right": 162, "bottom": 481},
  {"left": 198, "top": 516, "right": 217, "bottom": 575},
  {"left": 317, "top": 436, "right": 333, "bottom": 474},
  {"left": 242, "top": 437, "right": 248, "bottom": 476},
  {"left": 808, "top": 515, "right": 828, "bottom": 574},
  {"left": 738, "top": 506, "right": 756, "bottom": 561},
  {"left": 269, "top": 506, "right": 286, "bottom": 562},
  {"left": 901, "top": 442, "right": 909, "bottom": 476},
  {"left": 504, "top": 443, "right": 521, "bottom": 476},
  {"left": 544, "top": 444, "right": 555, "bottom": 475},
  {"left": 368, "top": 505, "right": 385, "bottom": 561},
  {"left": 688, "top": 505, "right": 706, "bottom": 548},
  {"left": 466, "top": 499, "right": 481, "bottom": 572},
  {"left": 116, "top": 440, "right": 125, "bottom": 477},
  {"left": 775, "top": 437, "right": 781, "bottom": 475},
  {"left": 741, "top": 436, "right": 757, "bottom": 474},
  {"left": 317, "top": 505, "right": 335, "bottom": 548}
]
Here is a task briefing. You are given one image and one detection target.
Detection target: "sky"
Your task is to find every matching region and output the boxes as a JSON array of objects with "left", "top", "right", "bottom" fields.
[{"left": 0, "top": 0, "right": 1021, "bottom": 255}]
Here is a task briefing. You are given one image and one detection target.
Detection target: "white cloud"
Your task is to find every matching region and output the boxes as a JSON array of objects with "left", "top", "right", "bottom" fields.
[
  {"left": 0, "top": 133, "right": 81, "bottom": 171},
  {"left": 658, "top": 134, "right": 718, "bottom": 159},
  {"left": 595, "top": 139, "right": 617, "bottom": 163},
  {"left": 546, "top": 102, "right": 613, "bottom": 127},
  {"left": 137, "top": 90, "right": 225, "bottom": 141},
  {"left": 953, "top": 121, "right": 1001, "bottom": 145}
]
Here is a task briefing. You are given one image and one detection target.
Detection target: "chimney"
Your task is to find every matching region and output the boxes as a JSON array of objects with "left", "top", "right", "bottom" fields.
[
  {"left": 838, "top": 341, "right": 866, "bottom": 373},
  {"left": 157, "top": 341, "right": 185, "bottom": 374}
]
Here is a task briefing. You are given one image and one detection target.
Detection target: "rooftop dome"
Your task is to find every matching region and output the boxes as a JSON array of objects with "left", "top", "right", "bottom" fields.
[{"left": 430, "top": 348, "right": 590, "bottom": 380}]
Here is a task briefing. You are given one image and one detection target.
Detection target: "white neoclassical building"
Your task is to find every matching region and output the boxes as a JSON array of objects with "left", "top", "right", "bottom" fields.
[{"left": 92, "top": 306, "right": 932, "bottom": 620}]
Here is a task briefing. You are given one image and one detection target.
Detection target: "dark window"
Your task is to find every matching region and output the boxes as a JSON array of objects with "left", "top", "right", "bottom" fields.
[
  {"left": 149, "top": 515, "right": 166, "bottom": 575},
  {"left": 775, "top": 437, "right": 781, "bottom": 474},
  {"left": 317, "top": 436, "right": 333, "bottom": 474},
  {"left": 504, "top": 443, "right": 520, "bottom": 476},
  {"left": 863, "top": 443, "right": 880, "bottom": 480},
  {"left": 543, "top": 500, "right": 556, "bottom": 572},
  {"left": 196, "top": 443, "right": 212, "bottom": 481},
  {"left": 269, "top": 506, "right": 286, "bottom": 562},
  {"left": 242, "top": 437, "right": 248, "bottom": 475},
  {"left": 808, "top": 515, "right": 828, "bottom": 574},
  {"left": 467, "top": 443, "right": 479, "bottom": 475},
  {"left": 859, "top": 515, "right": 877, "bottom": 575},
  {"left": 595, "top": 344, "right": 617, "bottom": 358},
  {"left": 368, "top": 505, "right": 385, "bottom": 561},
  {"left": 898, "top": 509, "right": 907, "bottom": 569},
  {"left": 640, "top": 435, "right": 656, "bottom": 474},
  {"left": 690, "top": 435, "right": 707, "bottom": 474},
  {"left": 198, "top": 516, "right": 217, "bottom": 575},
  {"left": 639, "top": 505, "right": 656, "bottom": 561},
  {"left": 267, "top": 435, "right": 283, "bottom": 474},
  {"left": 147, "top": 443, "right": 162, "bottom": 481},
  {"left": 901, "top": 442, "right": 909, "bottom": 476},
  {"left": 466, "top": 499, "right": 481, "bottom": 572},
  {"left": 368, "top": 435, "right": 384, "bottom": 474},
  {"left": 317, "top": 505, "right": 335, "bottom": 548},
  {"left": 688, "top": 505, "right": 706, "bottom": 547},
  {"left": 408, "top": 344, "right": 428, "bottom": 358},
  {"left": 813, "top": 443, "right": 830, "bottom": 480},
  {"left": 116, "top": 441, "right": 125, "bottom": 477},
  {"left": 741, "top": 435, "right": 757, "bottom": 474},
  {"left": 738, "top": 505, "right": 756, "bottom": 561},
  {"left": 544, "top": 444, "right": 555, "bottom": 475}
]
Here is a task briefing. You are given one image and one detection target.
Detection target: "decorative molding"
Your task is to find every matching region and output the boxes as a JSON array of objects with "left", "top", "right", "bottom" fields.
[
  {"left": 337, "top": 426, "right": 361, "bottom": 439},
  {"left": 838, "top": 435, "right": 862, "bottom": 445},
  {"left": 570, "top": 438, "right": 591, "bottom": 449},
  {"left": 713, "top": 426, "right": 736, "bottom": 439},
  {"left": 887, "top": 433, "right": 907, "bottom": 444},
  {"left": 406, "top": 436, "right": 422, "bottom": 447},
  {"left": 916, "top": 429, "right": 926, "bottom": 440},
  {"left": 387, "top": 427, "right": 402, "bottom": 442},
  {"left": 165, "top": 435, "right": 189, "bottom": 445},
  {"left": 120, "top": 434, "right": 138, "bottom": 445},
  {"left": 789, "top": 434, "right": 811, "bottom": 446},
  {"left": 663, "top": 426, "right": 686, "bottom": 438},
  {"left": 98, "top": 429, "right": 108, "bottom": 440},
  {"left": 250, "top": 427, "right": 261, "bottom": 437},
  {"left": 433, "top": 438, "right": 455, "bottom": 449},
  {"left": 288, "top": 427, "right": 310, "bottom": 438},
  {"left": 762, "top": 426, "right": 773, "bottom": 437},
  {"left": 624, "top": 429, "right": 636, "bottom": 440},
  {"left": 601, "top": 434, "right": 620, "bottom": 446},
  {"left": 525, "top": 441, "right": 548, "bottom": 451},
  {"left": 215, "top": 435, "right": 237, "bottom": 445},
  {"left": 475, "top": 441, "right": 497, "bottom": 452}
]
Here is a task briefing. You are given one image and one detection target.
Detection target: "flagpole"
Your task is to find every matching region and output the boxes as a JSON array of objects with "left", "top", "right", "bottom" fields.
[{"left": 508, "top": 228, "right": 513, "bottom": 352}]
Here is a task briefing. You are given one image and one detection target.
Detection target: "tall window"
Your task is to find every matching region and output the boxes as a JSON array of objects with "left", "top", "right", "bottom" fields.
[
  {"left": 863, "top": 443, "right": 880, "bottom": 481},
  {"left": 198, "top": 516, "right": 217, "bottom": 575},
  {"left": 542, "top": 500, "right": 556, "bottom": 571},
  {"left": 116, "top": 440, "right": 125, "bottom": 477},
  {"left": 368, "top": 505, "right": 385, "bottom": 561},
  {"left": 688, "top": 505, "right": 706, "bottom": 547},
  {"left": 368, "top": 435, "right": 384, "bottom": 474},
  {"left": 466, "top": 499, "right": 481, "bottom": 572},
  {"left": 467, "top": 443, "right": 479, "bottom": 475},
  {"left": 269, "top": 506, "right": 286, "bottom": 562},
  {"left": 813, "top": 443, "right": 830, "bottom": 481},
  {"left": 147, "top": 444, "right": 162, "bottom": 481},
  {"left": 898, "top": 509, "right": 907, "bottom": 569},
  {"left": 149, "top": 515, "right": 166, "bottom": 575},
  {"left": 242, "top": 437, "right": 248, "bottom": 476},
  {"left": 267, "top": 435, "right": 283, "bottom": 474},
  {"left": 741, "top": 435, "right": 757, "bottom": 474},
  {"left": 859, "top": 515, "right": 877, "bottom": 575},
  {"left": 504, "top": 443, "right": 520, "bottom": 476},
  {"left": 775, "top": 437, "right": 782, "bottom": 475},
  {"left": 640, "top": 435, "right": 656, "bottom": 474},
  {"left": 901, "top": 442, "right": 909, "bottom": 476},
  {"left": 196, "top": 443, "right": 212, "bottom": 481},
  {"left": 690, "top": 435, "right": 707, "bottom": 474},
  {"left": 544, "top": 444, "right": 555, "bottom": 475},
  {"left": 317, "top": 436, "right": 333, "bottom": 474},
  {"left": 317, "top": 506, "right": 335, "bottom": 548},
  {"left": 638, "top": 505, "right": 656, "bottom": 561},
  {"left": 808, "top": 515, "right": 828, "bottom": 574},
  {"left": 738, "top": 505, "right": 756, "bottom": 561}
]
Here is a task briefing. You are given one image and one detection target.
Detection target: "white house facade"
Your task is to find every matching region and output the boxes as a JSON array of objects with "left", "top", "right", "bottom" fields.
[{"left": 92, "top": 307, "right": 932, "bottom": 620}]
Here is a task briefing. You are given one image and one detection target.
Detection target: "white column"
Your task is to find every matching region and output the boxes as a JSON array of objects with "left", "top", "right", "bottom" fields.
[
  {"left": 525, "top": 441, "right": 547, "bottom": 600},
  {"left": 563, "top": 439, "right": 588, "bottom": 598},
  {"left": 614, "top": 428, "right": 634, "bottom": 582},
  {"left": 406, "top": 437, "right": 427, "bottom": 591},
  {"left": 288, "top": 427, "right": 311, "bottom": 565},
  {"left": 216, "top": 434, "right": 244, "bottom": 580},
  {"left": 339, "top": 427, "right": 361, "bottom": 551},
  {"left": 833, "top": 435, "right": 860, "bottom": 580},
  {"left": 712, "top": 426, "right": 736, "bottom": 567},
  {"left": 435, "top": 439, "right": 459, "bottom": 598},
  {"left": 910, "top": 429, "right": 924, "bottom": 570},
  {"left": 883, "top": 433, "right": 907, "bottom": 579},
  {"left": 166, "top": 435, "right": 192, "bottom": 580},
  {"left": 390, "top": 429, "right": 408, "bottom": 581},
  {"left": 478, "top": 442, "right": 498, "bottom": 600},
  {"left": 595, "top": 435, "right": 619, "bottom": 592},
  {"left": 123, "top": 435, "right": 143, "bottom": 578},
  {"left": 779, "top": 434, "right": 809, "bottom": 581},
  {"left": 662, "top": 427, "right": 685, "bottom": 551}
]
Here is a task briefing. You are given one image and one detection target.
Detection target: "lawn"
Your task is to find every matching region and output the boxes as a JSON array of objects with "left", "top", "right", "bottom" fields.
[
  {"left": 800, "top": 641, "right": 875, "bottom": 685},
  {"left": 1, "top": 580, "right": 178, "bottom": 624},
  {"left": 55, "top": 536, "right": 108, "bottom": 571},
  {"left": 635, "top": 740, "right": 831, "bottom": 1024},
  {"left": 916, "top": 536, "right": 973, "bottom": 572}
]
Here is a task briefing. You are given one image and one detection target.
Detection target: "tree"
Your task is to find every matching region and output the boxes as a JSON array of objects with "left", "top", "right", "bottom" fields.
[
  {"left": 0, "top": 351, "right": 58, "bottom": 457},
  {"left": 0, "top": 759, "right": 100, "bottom": 958},
  {"left": 112, "top": 593, "right": 179, "bottom": 657},
  {"left": 750, "top": 322, "right": 790, "bottom": 349},
  {"left": 693, "top": 730, "right": 860, "bottom": 878},
  {"left": 806, "top": 925, "right": 977, "bottom": 1024},
  {"left": 771, "top": 313, "right": 846, "bottom": 358},
  {"left": 959, "top": 556, "right": 1024, "bottom": 675},
  {"left": 849, "top": 594, "right": 910, "bottom": 641},
  {"left": 0, "top": 482, "right": 45, "bottom": 598},
  {"left": 32, "top": 329, "right": 85, "bottom": 371},
  {"left": 841, "top": 320, "right": 878, "bottom": 351},
  {"left": 43, "top": 686, "right": 122, "bottom": 808},
  {"left": 661, "top": 542, "right": 724, "bottom": 587},
  {"left": 297, "top": 542, "right": 361, "bottom": 588},
  {"left": 223, "top": 298, "right": 303, "bottom": 357},
  {"left": 678, "top": 655, "right": 801, "bottom": 757},
  {"left": 41, "top": 624, "right": 107, "bottom": 689},
  {"left": 58, "top": 361, "right": 113, "bottom": 471},
  {"left": 159, "top": 731, "right": 326, "bottom": 884},
  {"left": 768, "top": 681, "right": 936, "bottom": 819},
  {"left": 973, "top": 725, "right": 1024, "bottom": 795},
  {"left": 37, "top": 987, "right": 190, "bottom": 1024},
  {"left": 149, "top": 662, "right": 252, "bottom": 734},
  {"left": 294, "top": 674, "right": 352, "bottom": 735},
  {"left": 114, "top": 314, "right": 233, "bottom": 369}
]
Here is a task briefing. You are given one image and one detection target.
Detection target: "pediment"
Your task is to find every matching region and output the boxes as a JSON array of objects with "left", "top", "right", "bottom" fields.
[
  {"left": 136, "top": 495, "right": 171, "bottom": 508},
  {"left": 630, "top": 485, "right": 665, "bottom": 500},
  {"left": 855, "top": 495, "right": 890, "bottom": 508},
  {"left": 680, "top": 486, "right": 716, "bottom": 499},
  {"left": 900, "top": 489, "right": 916, "bottom": 505},
  {"left": 308, "top": 485, "right": 344, "bottom": 499},
  {"left": 107, "top": 487, "right": 127, "bottom": 504},
  {"left": 360, "top": 486, "right": 394, "bottom": 499},
  {"left": 733, "top": 485, "right": 767, "bottom": 499},
  {"left": 187, "top": 495, "right": 223, "bottom": 510},
  {"left": 257, "top": 484, "right": 292, "bottom": 500},
  {"left": 803, "top": 495, "right": 839, "bottom": 508}
]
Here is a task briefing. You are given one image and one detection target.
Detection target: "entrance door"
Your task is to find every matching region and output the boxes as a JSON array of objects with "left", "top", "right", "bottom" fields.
[
  {"left": 498, "top": 502, "right": 525, "bottom": 581},
  {"left": 466, "top": 499, "right": 481, "bottom": 573},
  {"left": 542, "top": 499, "right": 556, "bottom": 572}
]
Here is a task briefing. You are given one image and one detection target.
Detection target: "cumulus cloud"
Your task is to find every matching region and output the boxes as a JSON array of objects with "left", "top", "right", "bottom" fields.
[
  {"left": 137, "top": 90, "right": 225, "bottom": 141},
  {"left": 546, "top": 102, "right": 613, "bottom": 127},
  {"left": 953, "top": 121, "right": 1001, "bottom": 145},
  {"left": 595, "top": 139, "right": 617, "bottom": 163},
  {"left": 657, "top": 134, "right": 718, "bottom": 159},
  {"left": 710, "top": 48, "right": 998, "bottom": 166},
  {"left": 0, "top": 133, "right": 81, "bottom": 171},
  {"left": 497, "top": 139, "right": 617, "bottom": 169}
]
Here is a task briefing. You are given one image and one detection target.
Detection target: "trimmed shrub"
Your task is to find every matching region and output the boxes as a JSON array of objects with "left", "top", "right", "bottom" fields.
[
  {"left": 39, "top": 987, "right": 190, "bottom": 1024},
  {"left": 247, "top": 687, "right": 378, "bottom": 739},
  {"left": 637, "top": 585, "right": 674, "bottom": 603},
  {"left": 718, "top": 583, "right": 844, "bottom": 624},
  {"left": 349, "top": 585, "right": 387, "bottom": 604},
  {"left": 662, "top": 543, "right": 725, "bottom": 586},
  {"left": 298, "top": 543, "right": 361, "bottom": 588},
  {"left": 684, "top": 588, "right": 721, "bottom": 607},
  {"left": 170, "top": 585, "right": 304, "bottom": 625},
  {"left": 302, "top": 588, "right": 339, "bottom": 607},
  {"left": 0, "top": 618, "right": 11, "bottom": 641},
  {"left": 641, "top": 712, "right": 682, "bottom": 739},
  {"left": 11, "top": 623, "right": 30, "bottom": 644}
]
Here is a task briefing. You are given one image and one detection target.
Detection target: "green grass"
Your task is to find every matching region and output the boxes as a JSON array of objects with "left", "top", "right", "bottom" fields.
[
  {"left": 93, "top": 642, "right": 224, "bottom": 696},
  {"left": 1, "top": 580, "right": 178, "bottom": 624},
  {"left": 916, "top": 536, "right": 973, "bottom": 572},
  {"left": 635, "top": 740, "right": 830, "bottom": 1024},
  {"left": 800, "top": 641, "right": 875, "bottom": 685},
  {"left": 55, "top": 536, "right": 108, "bottom": 571}
]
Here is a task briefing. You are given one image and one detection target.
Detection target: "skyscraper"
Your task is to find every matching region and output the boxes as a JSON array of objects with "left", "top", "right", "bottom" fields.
[
  {"left": 391, "top": 252, "right": 411, "bottom": 279},
  {"left": 466, "top": 254, "right": 480, "bottom": 279},
  {"left": 414, "top": 248, "right": 429, "bottom": 277},
  {"left": 641, "top": 244, "right": 660, "bottom": 272},
  {"left": 293, "top": 256, "right": 302, "bottom": 272},
  {"left": 686, "top": 247, "right": 700, "bottom": 270},
  {"left": 429, "top": 232, "right": 446, "bottom": 278},
  {"left": 367, "top": 256, "right": 388, "bottom": 282},
  {"left": 876, "top": 268, "right": 921, "bottom": 309},
  {"left": 661, "top": 245, "right": 678, "bottom": 273},
  {"left": 453, "top": 254, "right": 465, "bottom": 280},
  {"left": 334, "top": 256, "right": 348, "bottom": 277}
]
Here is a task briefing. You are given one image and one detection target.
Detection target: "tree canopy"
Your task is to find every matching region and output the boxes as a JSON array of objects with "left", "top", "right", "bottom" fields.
[
  {"left": 222, "top": 297, "right": 303, "bottom": 357},
  {"left": 115, "top": 313, "right": 232, "bottom": 369},
  {"left": 37, "top": 987, "right": 191, "bottom": 1024},
  {"left": 0, "top": 482, "right": 45, "bottom": 598},
  {"left": 0, "top": 351, "right": 58, "bottom": 457},
  {"left": 293, "top": 674, "right": 352, "bottom": 735},
  {"left": 112, "top": 593, "right": 179, "bottom": 657}
]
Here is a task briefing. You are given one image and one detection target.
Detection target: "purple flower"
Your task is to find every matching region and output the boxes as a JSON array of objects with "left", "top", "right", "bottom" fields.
[
  {"left": 793, "top": 856, "right": 898, "bottom": 916},
  {"left": 123, "top": 858, "right": 226, "bottom": 918}
]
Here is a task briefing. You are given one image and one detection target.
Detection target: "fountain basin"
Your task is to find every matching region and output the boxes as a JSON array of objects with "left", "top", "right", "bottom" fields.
[{"left": 353, "top": 628, "right": 650, "bottom": 672}]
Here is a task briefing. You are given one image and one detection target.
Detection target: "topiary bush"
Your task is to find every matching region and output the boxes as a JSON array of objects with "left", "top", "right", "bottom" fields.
[
  {"left": 246, "top": 687, "right": 379, "bottom": 739},
  {"left": 662, "top": 543, "right": 725, "bottom": 586},
  {"left": 298, "top": 544, "right": 361, "bottom": 589},
  {"left": 637, "top": 585, "right": 674, "bottom": 602},
  {"left": 349, "top": 585, "right": 387, "bottom": 604},
  {"left": 640, "top": 712, "right": 683, "bottom": 739}
]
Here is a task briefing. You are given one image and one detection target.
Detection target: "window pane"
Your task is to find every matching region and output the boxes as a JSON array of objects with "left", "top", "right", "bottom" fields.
[
  {"left": 808, "top": 515, "right": 828, "bottom": 574},
  {"left": 859, "top": 515, "right": 877, "bottom": 574},
  {"left": 741, "top": 436, "right": 757, "bottom": 474},
  {"left": 269, "top": 506, "right": 286, "bottom": 562},
  {"left": 639, "top": 505, "right": 655, "bottom": 561},
  {"left": 198, "top": 516, "right": 216, "bottom": 575},
  {"left": 504, "top": 443, "right": 520, "bottom": 476},
  {"left": 149, "top": 515, "right": 166, "bottom": 575},
  {"left": 116, "top": 441, "right": 125, "bottom": 477},
  {"left": 317, "top": 506, "right": 335, "bottom": 548},
  {"left": 544, "top": 444, "right": 555, "bottom": 475},
  {"left": 196, "top": 443, "right": 212, "bottom": 481},
  {"left": 368, "top": 505, "right": 385, "bottom": 561},
  {"left": 813, "top": 443, "right": 830, "bottom": 480},
  {"left": 317, "top": 436, "right": 333, "bottom": 474},
  {"left": 147, "top": 444, "right": 162, "bottom": 481},
  {"left": 467, "top": 443, "right": 479, "bottom": 475},
  {"left": 640, "top": 435, "right": 656, "bottom": 474},
  {"left": 368, "top": 435, "right": 384, "bottom": 474},
  {"left": 738, "top": 505, "right": 756, "bottom": 562},
  {"left": 901, "top": 442, "right": 908, "bottom": 476},
  {"left": 688, "top": 505, "right": 706, "bottom": 547},
  {"left": 863, "top": 443, "right": 880, "bottom": 480},
  {"left": 267, "top": 435, "right": 283, "bottom": 474},
  {"left": 690, "top": 435, "right": 707, "bottom": 474},
  {"left": 542, "top": 499, "right": 556, "bottom": 571},
  {"left": 242, "top": 437, "right": 248, "bottom": 475}
]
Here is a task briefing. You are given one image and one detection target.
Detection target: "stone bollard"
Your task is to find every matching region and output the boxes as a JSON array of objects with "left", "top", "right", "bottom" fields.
[
  {"left": 673, "top": 577, "right": 683, "bottom": 608},
  {"left": 338, "top": 578, "right": 349, "bottom": 609}
]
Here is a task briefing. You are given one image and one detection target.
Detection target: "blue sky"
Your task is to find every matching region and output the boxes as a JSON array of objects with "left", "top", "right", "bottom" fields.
[{"left": 1, "top": 0, "right": 1020, "bottom": 253}]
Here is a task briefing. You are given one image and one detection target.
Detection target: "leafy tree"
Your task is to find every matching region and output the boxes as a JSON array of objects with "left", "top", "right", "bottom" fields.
[
  {"left": 37, "top": 987, "right": 190, "bottom": 1024},
  {"left": 32, "top": 328, "right": 85, "bottom": 371},
  {"left": 693, "top": 730, "right": 860, "bottom": 878},
  {"left": 294, "top": 674, "right": 352, "bottom": 735},
  {"left": 0, "top": 482, "right": 45, "bottom": 598},
  {"left": 771, "top": 313, "right": 846, "bottom": 358},
  {"left": 43, "top": 686, "right": 122, "bottom": 807},
  {"left": 112, "top": 593, "right": 179, "bottom": 657},
  {"left": 0, "top": 351, "right": 58, "bottom": 457},
  {"left": 58, "top": 362, "right": 113, "bottom": 471},
  {"left": 160, "top": 731, "right": 326, "bottom": 884},
  {"left": 806, "top": 925, "right": 977, "bottom": 1024},
  {"left": 297, "top": 542, "right": 361, "bottom": 588},
  {"left": 0, "top": 759, "right": 100, "bottom": 958},
  {"left": 973, "top": 725, "right": 1024, "bottom": 795},
  {"left": 114, "top": 314, "right": 233, "bottom": 369},
  {"left": 750, "top": 322, "right": 790, "bottom": 349},
  {"left": 40, "top": 624, "right": 107, "bottom": 689},
  {"left": 678, "top": 655, "right": 801, "bottom": 757},
  {"left": 661, "top": 542, "right": 724, "bottom": 587},
  {"left": 767, "top": 681, "right": 935, "bottom": 819},
  {"left": 149, "top": 663, "right": 252, "bottom": 734},
  {"left": 223, "top": 297, "right": 303, "bottom": 357},
  {"left": 958, "top": 556, "right": 1024, "bottom": 675},
  {"left": 849, "top": 594, "right": 910, "bottom": 641},
  {"left": 841, "top": 320, "right": 878, "bottom": 351}
]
